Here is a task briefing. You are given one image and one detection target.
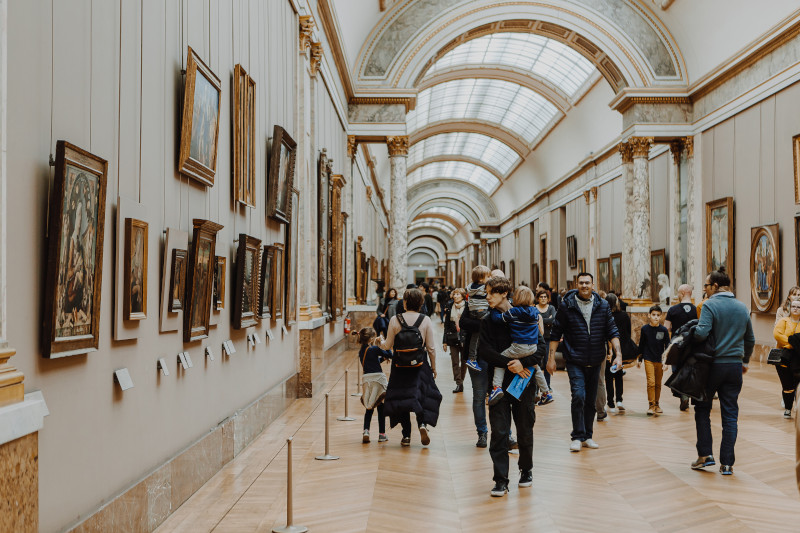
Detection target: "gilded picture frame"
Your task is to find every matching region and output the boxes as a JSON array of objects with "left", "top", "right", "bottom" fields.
[
  {"left": 233, "top": 234, "right": 262, "bottom": 329},
  {"left": 706, "top": 197, "right": 735, "bottom": 283},
  {"left": 233, "top": 64, "right": 256, "bottom": 207},
  {"left": 793, "top": 134, "right": 800, "bottom": 204},
  {"left": 260, "top": 245, "right": 275, "bottom": 319},
  {"left": 124, "top": 218, "right": 148, "bottom": 320},
  {"left": 577, "top": 258, "right": 586, "bottom": 273},
  {"left": 42, "top": 141, "right": 108, "bottom": 358},
  {"left": 650, "top": 249, "right": 666, "bottom": 303},
  {"left": 597, "top": 258, "right": 610, "bottom": 293},
  {"left": 184, "top": 219, "right": 223, "bottom": 342},
  {"left": 272, "top": 243, "right": 285, "bottom": 320},
  {"left": 531, "top": 263, "right": 539, "bottom": 288},
  {"left": 285, "top": 188, "right": 299, "bottom": 324},
  {"left": 169, "top": 249, "right": 187, "bottom": 313},
  {"left": 609, "top": 253, "right": 622, "bottom": 296},
  {"left": 795, "top": 215, "right": 800, "bottom": 286},
  {"left": 178, "top": 46, "right": 222, "bottom": 187},
  {"left": 566, "top": 235, "right": 577, "bottom": 268},
  {"left": 267, "top": 125, "right": 297, "bottom": 224},
  {"left": 549, "top": 259, "right": 558, "bottom": 291},
  {"left": 213, "top": 256, "right": 226, "bottom": 311},
  {"left": 750, "top": 224, "right": 780, "bottom": 314}
]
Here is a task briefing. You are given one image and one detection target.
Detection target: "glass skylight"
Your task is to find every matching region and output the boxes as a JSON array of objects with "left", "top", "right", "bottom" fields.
[
  {"left": 407, "top": 78, "right": 559, "bottom": 143},
  {"left": 427, "top": 33, "right": 596, "bottom": 97},
  {"left": 408, "top": 218, "right": 459, "bottom": 236},
  {"left": 416, "top": 206, "right": 468, "bottom": 226},
  {"left": 406, "top": 161, "right": 500, "bottom": 194},
  {"left": 408, "top": 132, "right": 520, "bottom": 176}
]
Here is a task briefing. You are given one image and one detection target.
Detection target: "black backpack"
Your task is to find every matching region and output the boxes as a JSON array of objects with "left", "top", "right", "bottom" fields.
[{"left": 393, "top": 313, "right": 426, "bottom": 367}]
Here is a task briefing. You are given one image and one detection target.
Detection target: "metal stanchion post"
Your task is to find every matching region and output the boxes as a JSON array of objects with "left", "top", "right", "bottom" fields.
[
  {"left": 337, "top": 369, "right": 356, "bottom": 421},
  {"left": 272, "top": 438, "right": 308, "bottom": 533},
  {"left": 351, "top": 359, "right": 362, "bottom": 397},
  {"left": 315, "top": 394, "right": 339, "bottom": 460}
]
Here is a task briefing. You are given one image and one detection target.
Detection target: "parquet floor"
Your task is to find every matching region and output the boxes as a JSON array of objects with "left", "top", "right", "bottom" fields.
[{"left": 156, "top": 323, "right": 800, "bottom": 533}]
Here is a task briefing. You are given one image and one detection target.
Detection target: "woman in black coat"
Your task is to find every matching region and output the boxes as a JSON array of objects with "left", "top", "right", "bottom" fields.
[
  {"left": 442, "top": 288, "right": 468, "bottom": 393},
  {"left": 605, "top": 293, "right": 630, "bottom": 411}
]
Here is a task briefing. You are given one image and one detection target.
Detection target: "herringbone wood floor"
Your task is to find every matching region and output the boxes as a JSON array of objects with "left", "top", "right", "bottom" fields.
[{"left": 156, "top": 324, "right": 800, "bottom": 533}]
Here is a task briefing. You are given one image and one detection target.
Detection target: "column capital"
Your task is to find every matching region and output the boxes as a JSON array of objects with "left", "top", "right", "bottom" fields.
[
  {"left": 591, "top": 186, "right": 598, "bottom": 201},
  {"left": 583, "top": 190, "right": 591, "bottom": 204},
  {"left": 299, "top": 16, "right": 315, "bottom": 53},
  {"left": 347, "top": 135, "right": 357, "bottom": 159},
  {"left": 629, "top": 137, "right": 654, "bottom": 159},
  {"left": 366, "top": 185, "right": 373, "bottom": 199},
  {"left": 618, "top": 142, "right": 633, "bottom": 164},
  {"left": 386, "top": 136, "right": 409, "bottom": 157},
  {"left": 309, "top": 42, "right": 323, "bottom": 77},
  {"left": 669, "top": 139, "right": 684, "bottom": 165},
  {"left": 684, "top": 136, "right": 694, "bottom": 158}
]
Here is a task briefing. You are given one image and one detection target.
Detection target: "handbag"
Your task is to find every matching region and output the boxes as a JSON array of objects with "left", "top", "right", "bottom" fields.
[{"left": 767, "top": 348, "right": 785, "bottom": 365}]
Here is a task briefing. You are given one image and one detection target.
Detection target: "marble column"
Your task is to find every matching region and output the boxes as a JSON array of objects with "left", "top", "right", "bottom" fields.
[
  {"left": 296, "top": 17, "right": 313, "bottom": 322},
  {"left": 630, "top": 137, "right": 654, "bottom": 302},
  {"left": 586, "top": 187, "right": 598, "bottom": 276},
  {"left": 387, "top": 136, "right": 409, "bottom": 294},
  {"left": 619, "top": 142, "right": 636, "bottom": 300},
  {"left": 668, "top": 139, "right": 683, "bottom": 300},
  {"left": 684, "top": 137, "right": 699, "bottom": 298},
  {"left": 480, "top": 238, "right": 488, "bottom": 266},
  {"left": 307, "top": 41, "right": 323, "bottom": 319},
  {"left": 345, "top": 136, "right": 357, "bottom": 307}
]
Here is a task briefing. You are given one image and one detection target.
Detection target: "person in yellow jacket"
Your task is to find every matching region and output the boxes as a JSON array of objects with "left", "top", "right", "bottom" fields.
[{"left": 773, "top": 300, "right": 800, "bottom": 419}]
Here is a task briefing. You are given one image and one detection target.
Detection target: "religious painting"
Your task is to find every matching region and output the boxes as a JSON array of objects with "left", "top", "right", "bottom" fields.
[
  {"left": 597, "top": 258, "right": 609, "bottom": 293},
  {"left": 272, "top": 243, "right": 285, "bottom": 320},
  {"left": 650, "top": 249, "right": 667, "bottom": 303},
  {"left": 793, "top": 134, "right": 800, "bottom": 204},
  {"left": 260, "top": 245, "right": 275, "bottom": 319},
  {"left": 609, "top": 253, "right": 622, "bottom": 296},
  {"left": 750, "top": 224, "right": 780, "bottom": 313},
  {"left": 285, "top": 189, "right": 299, "bottom": 324},
  {"left": 577, "top": 259, "right": 586, "bottom": 274},
  {"left": 169, "top": 249, "right": 187, "bottom": 312},
  {"left": 233, "top": 234, "right": 262, "bottom": 329},
  {"left": 124, "top": 218, "right": 148, "bottom": 320},
  {"left": 213, "top": 256, "right": 226, "bottom": 310},
  {"left": 267, "top": 125, "right": 297, "bottom": 224},
  {"left": 706, "top": 197, "right": 734, "bottom": 283},
  {"left": 549, "top": 260, "right": 558, "bottom": 291},
  {"left": 42, "top": 141, "right": 108, "bottom": 358},
  {"left": 184, "top": 219, "right": 223, "bottom": 342},
  {"left": 233, "top": 64, "right": 256, "bottom": 207},
  {"left": 566, "top": 236, "right": 577, "bottom": 268},
  {"left": 178, "top": 47, "right": 222, "bottom": 187}
]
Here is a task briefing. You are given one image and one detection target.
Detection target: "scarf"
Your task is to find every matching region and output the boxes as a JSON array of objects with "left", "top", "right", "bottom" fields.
[{"left": 450, "top": 300, "right": 465, "bottom": 330}]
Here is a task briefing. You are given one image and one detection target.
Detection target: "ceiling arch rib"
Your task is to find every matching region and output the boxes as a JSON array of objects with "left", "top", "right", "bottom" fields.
[
  {"left": 410, "top": 121, "right": 529, "bottom": 156},
  {"left": 408, "top": 228, "right": 458, "bottom": 252},
  {"left": 422, "top": 32, "right": 596, "bottom": 101},
  {"left": 414, "top": 206, "right": 468, "bottom": 226},
  {"left": 408, "top": 235, "right": 449, "bottom": 258},
  {"left": 408, "top": 244, "right": 444, "bottom": 260},
  {"left": 408, "top": 217, "right": 459, "bottom": 236},
  {"left": 407, "top": 161, "right": 500, "bottom": 194},
  {"left": 407, "top": 180, "right": 498, "bottom": 220},
  {"left": 408, "top": 249, "right": 440, "bottom": 265},
  {"left": 408, "top": 132, "right": 522, "bottom": 177},
  {"left": 409, "top": 198, "right": 482, "bottom": 229}
]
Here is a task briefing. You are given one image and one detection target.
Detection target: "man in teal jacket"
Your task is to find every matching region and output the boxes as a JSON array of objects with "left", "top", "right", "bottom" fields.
[{"left": 692, "top": 268, "right": 755, "bottom": 475}]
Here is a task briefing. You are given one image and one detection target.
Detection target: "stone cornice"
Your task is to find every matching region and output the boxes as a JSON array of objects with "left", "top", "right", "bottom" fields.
[
  {"left": 386, "top": 136, "right": 409, "bottom": 157},
  {"left": 349, "top": 96, "right": 416, "bottom": 113}
]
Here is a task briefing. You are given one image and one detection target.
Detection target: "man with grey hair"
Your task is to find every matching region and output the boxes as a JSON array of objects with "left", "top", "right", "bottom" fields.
[{"left": 665, "top": 283, "right": 697, "bottom": 411}]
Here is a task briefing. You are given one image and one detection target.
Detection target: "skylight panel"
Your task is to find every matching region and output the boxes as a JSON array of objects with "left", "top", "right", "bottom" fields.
[
  {"left": 418, "top": 207, "right": 469, "bottom": 226},
  {"left": 408, "top": 218, "right": 459, "bottom": 236},
  {"left": 408, "top": 133, "right": 520, "bottom": 176},
  {"left": 406, "top": 160, "right": 500, "bottom": 193}
]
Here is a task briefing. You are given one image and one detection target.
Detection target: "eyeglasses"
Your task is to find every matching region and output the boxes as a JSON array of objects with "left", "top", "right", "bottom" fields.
[{"left": 703, "top": 283, "right": 712, "bottom": 288}]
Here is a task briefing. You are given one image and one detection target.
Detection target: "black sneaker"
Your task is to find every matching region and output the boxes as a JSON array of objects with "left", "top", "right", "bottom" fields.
[
  {"left": 508, "top": 436, "right": 518, "bottom": 450},
  {"left": 400, "top": 437, "right": 411, "bottom": 447},
  {"left": 490, "top": 482, "right": 509, "bottom": 497},
  {"left": 519, "top": 470, "right": 533, "bottom": 487},
  {"left": 452, "top": 383, "right": 464, "bottom": 393},
  {"left": 680, "top": 396, "right": 690, "bottom": 411},
  {"left": 476, "top": 432, "right": 488, "bottom": 448},
  {"left": 720, "top": 465, "right": 733, "bottom": 475},
  {"left": 691, "top": 455, "right": 715, "bottom": 470}
]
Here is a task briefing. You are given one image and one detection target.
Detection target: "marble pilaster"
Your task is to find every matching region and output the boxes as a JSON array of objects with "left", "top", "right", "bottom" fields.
[
  {"left": 668, "top": 140, "right": 683, "bottom": 300},
  {"left": 619, "top": 143, "right": 636, "bottom": 300},
  {"left": 630, "top": 137, "right": 654, "bottom": 302},
  {"left": 480, "top": 238, "right": 488, "bottom": 266},
  {"left": 387, "top": 136, "right": 409, "bottom": 294},
  {"left": 685, "top": 137, "right": 699, "bottom": 299},
  {"left": 586, "top": 187, "right": 598, "bottom": 276},
  {"left": 296, "top": 17, "right": 313, "bottom": 322},
  {"left": 345, "top": 136, "right": 357, "bottom": 307}
]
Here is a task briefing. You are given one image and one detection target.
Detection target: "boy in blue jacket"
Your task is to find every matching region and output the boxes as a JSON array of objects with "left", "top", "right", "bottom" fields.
[{"left": 488, "top": 286, "right": 541, "bottom": 405}]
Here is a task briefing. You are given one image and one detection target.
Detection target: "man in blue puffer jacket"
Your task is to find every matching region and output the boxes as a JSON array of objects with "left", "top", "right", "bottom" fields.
[{"left": 546, "top": 272, "right": 622, "bottom": 452}]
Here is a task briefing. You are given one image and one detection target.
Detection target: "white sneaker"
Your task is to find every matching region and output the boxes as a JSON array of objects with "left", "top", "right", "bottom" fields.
[
  {"left": 784, "top": 409, "right": 792, "bottom": 419},
  {"left": 362, "top": 430, "right": 370, "bottom": 443},
  {"left": 570, "top": 439, "right": 582, "bottom": 452},
  {"left": 616, "top": 402, "right": 625, "bottom": 411},
  {"left": 582, "top": 439, "right": 599, "bottom": 449}
]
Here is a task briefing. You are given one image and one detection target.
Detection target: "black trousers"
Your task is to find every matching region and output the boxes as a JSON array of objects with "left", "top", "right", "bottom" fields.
[
  {"left": 775, "top": 363, "right": 799, "bottom": 409},
  {"left": 605, "top": 362, "right": 624, "bottom": 404},
  {"left": 489, "top": 392, "right": 535, "bottom": 485}
]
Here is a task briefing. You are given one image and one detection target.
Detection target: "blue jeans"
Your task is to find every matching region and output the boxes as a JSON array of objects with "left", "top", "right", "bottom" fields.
[
  {"left": 468, "top": 359, "right": 489, "bottom": 434},
  {"left": 565, "top": 362, "right": 602, "bottom": 441},
  {"left": 694, "top": 363, "right": 743, "bottom": 466}
]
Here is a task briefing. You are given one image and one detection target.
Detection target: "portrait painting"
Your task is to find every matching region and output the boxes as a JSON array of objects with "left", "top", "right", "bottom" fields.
[
  {"left": 566, "top": 236, "right": 577, "bottom": 268},
  {"left": 750, "top": 224, "right": 780, "bottom": 313},
  {"left": 43, "top": 141, "right": 108, "bottom": 358},
  {"left": 124, "top": 218, "right": 148, "bottom": 320},
  {"left": 184, "top": 219, "right": 223, "bottom": 342},
  {"left": 233, "top": 234, "right": 262, "bottom": 329},
  {"left": 706, "top": 197, "right": 734, "bottom": 283},
  {"left": 650, "top": 249, "right": 666, "bottom": 303},
  {"left": 178, "top": 46, "right": 222, "bottom": 187},
  {"left": 610, "top": 254, "right": 622, "bottom": 295},
  {"left": 233, "top": 64, "right": 256, "bottom": 207},
  {"left": 169, "top": 249, "right": 187, "bottom": 312},
  {"left": 272, "top": 243, "right": 285, "bottom": 320},
  {"left": 213, "top": 256, "right": 226, "bottom": 311},
  {"left": 260, "top": 245, "right": 275, "bottom": 319},
  {"left": 578, "top": 259, "right": 586, "bottom": 273},
  {"left": 597, "top": 258, "right": 609, "bottom": 293},
  {"left": 267, "top": 125, "right": 297, "bottom": 223}
]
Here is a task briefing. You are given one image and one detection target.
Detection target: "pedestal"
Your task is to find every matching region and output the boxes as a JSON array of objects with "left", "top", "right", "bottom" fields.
[{"left": 0, "top": 347, "right": 23, "bottom": 408}]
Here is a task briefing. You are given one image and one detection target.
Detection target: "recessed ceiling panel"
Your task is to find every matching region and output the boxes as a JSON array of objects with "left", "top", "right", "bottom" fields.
[{"left": 408, "top": 132, "right": 521, "bottom": 176}]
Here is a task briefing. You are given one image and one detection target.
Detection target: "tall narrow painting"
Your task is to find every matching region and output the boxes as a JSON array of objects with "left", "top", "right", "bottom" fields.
[
  {"left": 233, "top": 64, "right": 256, "bottom": 207},
  {"left": 259, "top": 245, "right": 275, "bottom": 319},
  {"left": 609, "top": 253, "right": 622, "bottom": 296},
  {"left": 597, "top": 258, "right": 610, "bottom": 293},
  {"left": 233, "top": 234, "right": 262, "bottom": 329},
  {"left": 285, "top": 189, "right": 299, "bottom": 324},
  {"left": 178, "top": 47, "right": 221, "bottom": 187},
  {"left": 318, "top": 149, "right": 333, "bottom": 316},
  {"left": 272, "top": 243, "right": 285, "bottom": 320},
  {"left": 750, "top": 224, "right": 780, "bottom": 314},
  {"left": 184, "top": 219, "right": 223, "bottom": 342},
  {"left": 650, "top": 249, "right": 666, "bottom": 303},
  {"left": 124, "top": 218, "right": 148, "bottom": 320},
  {"left": 706, "top": 197, "right": 735, "bottom": 283},
  {"left": 42, "top": 141, "right": 108, "bottom": 358},
  {"left": 267, "top": 125, "right": 296, "bottom": 223}
]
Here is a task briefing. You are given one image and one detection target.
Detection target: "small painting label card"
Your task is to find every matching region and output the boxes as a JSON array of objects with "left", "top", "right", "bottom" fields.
[
  {"left": 157, "top": 358, "right": 170, "bottom": 376},
  {"left": 114, "top": 368, "right": 134, "bottom": 391}
]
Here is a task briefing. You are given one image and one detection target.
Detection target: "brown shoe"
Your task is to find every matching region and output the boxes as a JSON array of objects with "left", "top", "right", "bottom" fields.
[
  {"left": 654, "top": 405, "right": 663, "bottom": 414},
  {"left": 647, "top": 406, "right": 655, "bottom": 416}
]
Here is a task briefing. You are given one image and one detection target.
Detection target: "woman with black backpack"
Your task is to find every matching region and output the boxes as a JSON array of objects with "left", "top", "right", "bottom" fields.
[
  {"left": 443, "top": 288, "right": 467, "bottom": 393},
  {"left": 380, "top": 288, "right": 442, "bottom": 447}
]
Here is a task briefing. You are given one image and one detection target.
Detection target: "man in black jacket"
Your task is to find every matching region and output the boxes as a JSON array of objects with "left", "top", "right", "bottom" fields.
[
  {"left": 479, "top": 276, "right": 542, "bottom": 497},
  {"left": 547, "top": 272, "right": 622, "bottom": 452}
]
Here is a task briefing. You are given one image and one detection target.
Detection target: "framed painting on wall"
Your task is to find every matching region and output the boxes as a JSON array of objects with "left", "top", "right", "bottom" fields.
[
  {"left": 272, "top": 243, "right": 285, "bottom": 320},
  {"left": 169, "top": 249, "right": 187, "bottom": 313},
  {"left": 577, "top": 258, "right": 586, "bottom": 274},
  {"left": 609, "top": 253, "right": 622, "bottom": 295},
  {"left": 318, "top": 150, "right": 333, "bottom": 316},
  {"left": 233, "top": 64, "right": 256, "bottom": 207},
  {"left": 795, "top": 215, "right": 800, "bottom": 286},
  {"left": 549, "top": 260, "right": 558, "bottom": 291},
  {"left": 42, "top": 141, "right": 108, "bottom": 358},
  {"left": 233, "top": 234, "right": 262, "bottom": 329},
  {"left": 213, "top": 256, "right": 226, "bottom": 311},
  {"left": 597, "top": 258, "right": 609, "bottom": 293},
  {"left": 184, "top": 219, "right": 223, "bottom": 342},
  {"left": 267, "top": 125, "right": 297, "bottom": 224},
  {"left": 259, "top": 245, "right": 275, "bottom": 319},
  {"left": 566, "top": 236, "right": 577, "bottom": 268},
  {"left": 123, "top": 218, "right": 148, "bottom": 320},
  {"left": 531, "top": 263, "right": 539, "bottom": 288},
  {"left": 650, "top": 249, "right": 667, "bottom": 303},
  {"left": 706, "top": 197, "right": 735, "bottom": 283},
  {"left": 793, "top": 134, "right": 800, "bottom": 204},
  {"left": 178, "top": 47, "right": 222, "bottom": 187},
  {"left": 750, "top": 224, "right": 780, "bottom": 313},
  {"left": 285, "top": 189, "right": 299, "bottom": 324}
]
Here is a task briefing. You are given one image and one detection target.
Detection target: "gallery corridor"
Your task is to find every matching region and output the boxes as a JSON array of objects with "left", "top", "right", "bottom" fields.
[{"left": 154, "top": 324, "right": 800, "bottom": 533}]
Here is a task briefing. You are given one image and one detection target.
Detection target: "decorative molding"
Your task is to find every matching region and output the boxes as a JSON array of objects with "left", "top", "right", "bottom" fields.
[
  {"left": 669, "top": 139, "right": 683, "bottom": 165},
  {"left": 684, "top": 136, "right": 694, "bottom": 158},
  {"left": 309, "top": 42, "right": 323, "bottom": 77},
  {"left": 349, "top": 96, "right": 416, "bottom": 113},
  {"left": 299, "top": 16, "right": 314, "bottom": 53},
  {"left": 583, "top": 190, "right": 590, "bottom": 204},
  {"left": 618, "top": 142, "right": 633, "bottom": 164},
  {"left": 386, "top": 136, "right": 409, "bottom": 157},
  {"left": 590, "top": 186, "right": 598, "bottom": 201},
  {"left": 347, "top": 135, "right": 357, "bottom": 159},
  {"left": 628, "top": 137, "right": 654, "bottom": 158},
  {"left": 614, "top": 96, "right": 692, "bottom": 114},
  {"left": 366, "top": 186, "right": 373, "bottom": 199}
]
